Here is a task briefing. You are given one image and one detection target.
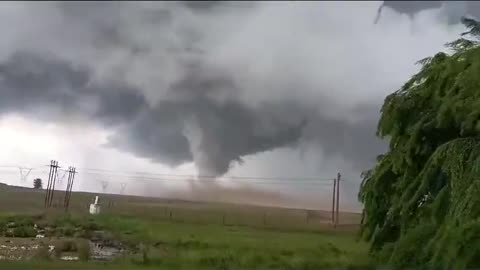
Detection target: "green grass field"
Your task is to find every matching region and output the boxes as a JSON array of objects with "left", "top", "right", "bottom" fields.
[{"left": 0, "top": 183, "right": 372, "bottom": 269}]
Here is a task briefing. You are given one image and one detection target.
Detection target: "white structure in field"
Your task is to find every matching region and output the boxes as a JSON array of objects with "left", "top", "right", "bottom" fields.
[{"left": 89, "top": 196, "right": 101, "bottom": 215}]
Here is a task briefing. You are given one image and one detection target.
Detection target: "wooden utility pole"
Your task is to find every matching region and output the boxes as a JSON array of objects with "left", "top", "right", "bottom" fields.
[
  {"left": 48, "top": 161, "right": 60, "bottom": 208},
  {"left": 44, "top": 160, "right": 59, "bottom": 208},
  {"left": 44, "top": 161, "right": 54, "bottom": 208},
  {"left": 335, "top": 172, "right": 341, "bottom": 227},
  {"left": 64, "top": 167, "right": 77, "bottom": 212},
  {"left": 331, "top": 177, "right": 337, "bottom": 225},
  {"left": 64, "top": 167, "right": 73, "bottom": 209}
]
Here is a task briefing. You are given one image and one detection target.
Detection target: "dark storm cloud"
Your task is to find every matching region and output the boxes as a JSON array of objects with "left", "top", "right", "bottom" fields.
[
  {"left": 0, "top": 52, "right": 147, "bottom": 125},
  {"left": 0, "top": 50, "right": 309, "bottom": 176},
  {"left": 0, "top": 1, "right": 467, "bottom": 177}
]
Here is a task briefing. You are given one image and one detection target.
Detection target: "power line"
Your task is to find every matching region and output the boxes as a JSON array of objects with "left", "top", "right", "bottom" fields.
[
  {"left": 79, "top": 171, "right": 335, "bottom": 182},
  {"left": 0, "top": 169, "right": 357, "bottom": 187},
  {"left": 77, "top": 167, "right": 333, "bottom": 182},
  {"left": 0, "top": 164, "right": 358, "bottom": 183},
  {"left": 79, "top": 172, "right": 337, "bottom": 186},
  {"left": 0, "top": 164, "right": 360, "bottom": 188}
]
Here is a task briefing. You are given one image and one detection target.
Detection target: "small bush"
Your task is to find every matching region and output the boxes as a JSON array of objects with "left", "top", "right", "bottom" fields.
[
  {"left": 61, "top": 225, "right": 75, "bottom": 237},
  {"left": 82, "top": 221, "right": 101, "bottom": 231},
  {"left": 53, "top": 215, "right": 76, "bottom": 228},
  {"left": 33, "top": 243, "right": 51, "bottom": 261},
  {"left": 7, "top": 215, "right": 35, "bottom": 227},
  {"left": 13, "top": 226, "right": 37, "bottom": 237},
  {"left": 54, "top": 240, "right": 77, "bottom": 258},
  {"left": 34, "top": 220, "right": 49, "bottom": 230},
  {"left": 74, "top": 229, "right": 92, "bottom": 239},
  {"left": 77, "top": 239, "right": 91, "bottom": 261}
]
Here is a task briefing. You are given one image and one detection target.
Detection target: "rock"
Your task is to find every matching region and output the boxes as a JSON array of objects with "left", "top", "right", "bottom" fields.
[
  {"left": 60, "top": 255, "right": 79, "bottom": 261},
  {"left": 5, "top": 230, "right": 14, "bottom": 237},
  {"left": 35, "top": 234, "right": 45, "bottom": 238}
]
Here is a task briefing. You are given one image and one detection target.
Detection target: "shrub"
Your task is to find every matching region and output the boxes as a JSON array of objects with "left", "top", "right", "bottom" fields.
[
  {"left": 61, "top": 225, "right": 75, "bottom": 237},
  {"left": 77, "top": 239, "right": 91, "bottom": 261},
  {"left": 54, "top": 240, "right": 76, "bottom": 258},
  {"left": 82, "top": 221, "right": 101, "bottom": 231},
  {"left": 33, "top": 243, "right": 51, "bottom": 261},
  {"left": 13, "top": 226, "right": 37, "bottom": 238}
]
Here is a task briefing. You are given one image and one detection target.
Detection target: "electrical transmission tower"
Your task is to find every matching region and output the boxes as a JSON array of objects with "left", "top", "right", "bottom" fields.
[
  {"left": 120, "top": 183, "right": 127, "bottom": 194},
  {"left": 18, "top": 167, "right": 33, "bottom": 184},
  {"left": 101, "top": 180, "right": 109, "bottom": 193},
  {"left": 56, "top": 169, "right": 69, "bottom": 186}
]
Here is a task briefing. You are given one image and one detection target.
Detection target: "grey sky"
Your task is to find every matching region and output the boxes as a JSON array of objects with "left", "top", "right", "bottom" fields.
[{"left": 0, "top": 1, "right": 471, "bottom": 210}]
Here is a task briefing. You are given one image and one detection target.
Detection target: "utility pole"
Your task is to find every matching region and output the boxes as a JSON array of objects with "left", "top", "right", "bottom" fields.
[
  {"left": 44, "top": 160, "right": 59, "bottom": 208},
  {"left": 64, "top": 167, "right": 77, "bottom": 212},
  {"left": 335, "top": 172, "right": 341, "bottom": 227},
  {"left": 331, "top": 176, "right": 337, "bottom": 225},
  {"left": 48, "top": 161, "right": 60, "bottom": 208},
  {"left": 44, "top": 161, "right": 54, "bottom": 208}
]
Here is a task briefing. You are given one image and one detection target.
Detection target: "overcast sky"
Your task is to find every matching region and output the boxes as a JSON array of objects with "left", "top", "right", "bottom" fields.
[{"left": 0, "top": 1, "right": 471, "bottom": 211}]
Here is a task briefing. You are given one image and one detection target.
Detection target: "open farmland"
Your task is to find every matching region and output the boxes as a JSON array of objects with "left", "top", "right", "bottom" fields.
[
  {"left": 0, "top": 183, "right": 361, "bottom": 231},
  {"left": 0, "top": 183, "right": 371, "bottom": 269}
]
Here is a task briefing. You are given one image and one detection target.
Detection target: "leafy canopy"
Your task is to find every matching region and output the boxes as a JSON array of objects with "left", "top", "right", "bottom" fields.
[
  {"left": 33, "top": 178, "right": 43, "bottom": 189},
  {"left": 359, "top": 17, "right": 480, "bottom": 269}
]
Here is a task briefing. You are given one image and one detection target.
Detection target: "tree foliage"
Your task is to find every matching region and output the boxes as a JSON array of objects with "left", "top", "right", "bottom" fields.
[
  {"left": 33, "top": 178, "right": 43, "bottom": 189},
  {"left": 359, "top": 17, "right": 480, "bottom": 269}
]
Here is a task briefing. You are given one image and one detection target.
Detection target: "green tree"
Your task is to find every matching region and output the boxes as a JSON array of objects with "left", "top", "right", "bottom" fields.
[
  {"left": 359, "top": 17, "right": 480, "bottom": 270},
  {"left": 33, "top": 178, "right": 43, "bottom": 189}
]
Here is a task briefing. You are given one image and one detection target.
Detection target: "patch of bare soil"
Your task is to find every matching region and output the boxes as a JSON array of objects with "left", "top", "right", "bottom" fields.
[{"left": 0, "top": 237, "right": 54, "bottom": 260}]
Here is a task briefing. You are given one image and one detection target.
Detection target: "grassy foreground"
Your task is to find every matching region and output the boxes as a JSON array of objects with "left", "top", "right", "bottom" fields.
[{"left": 0, "top": 213, "right": 372, "bottom": 270}]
